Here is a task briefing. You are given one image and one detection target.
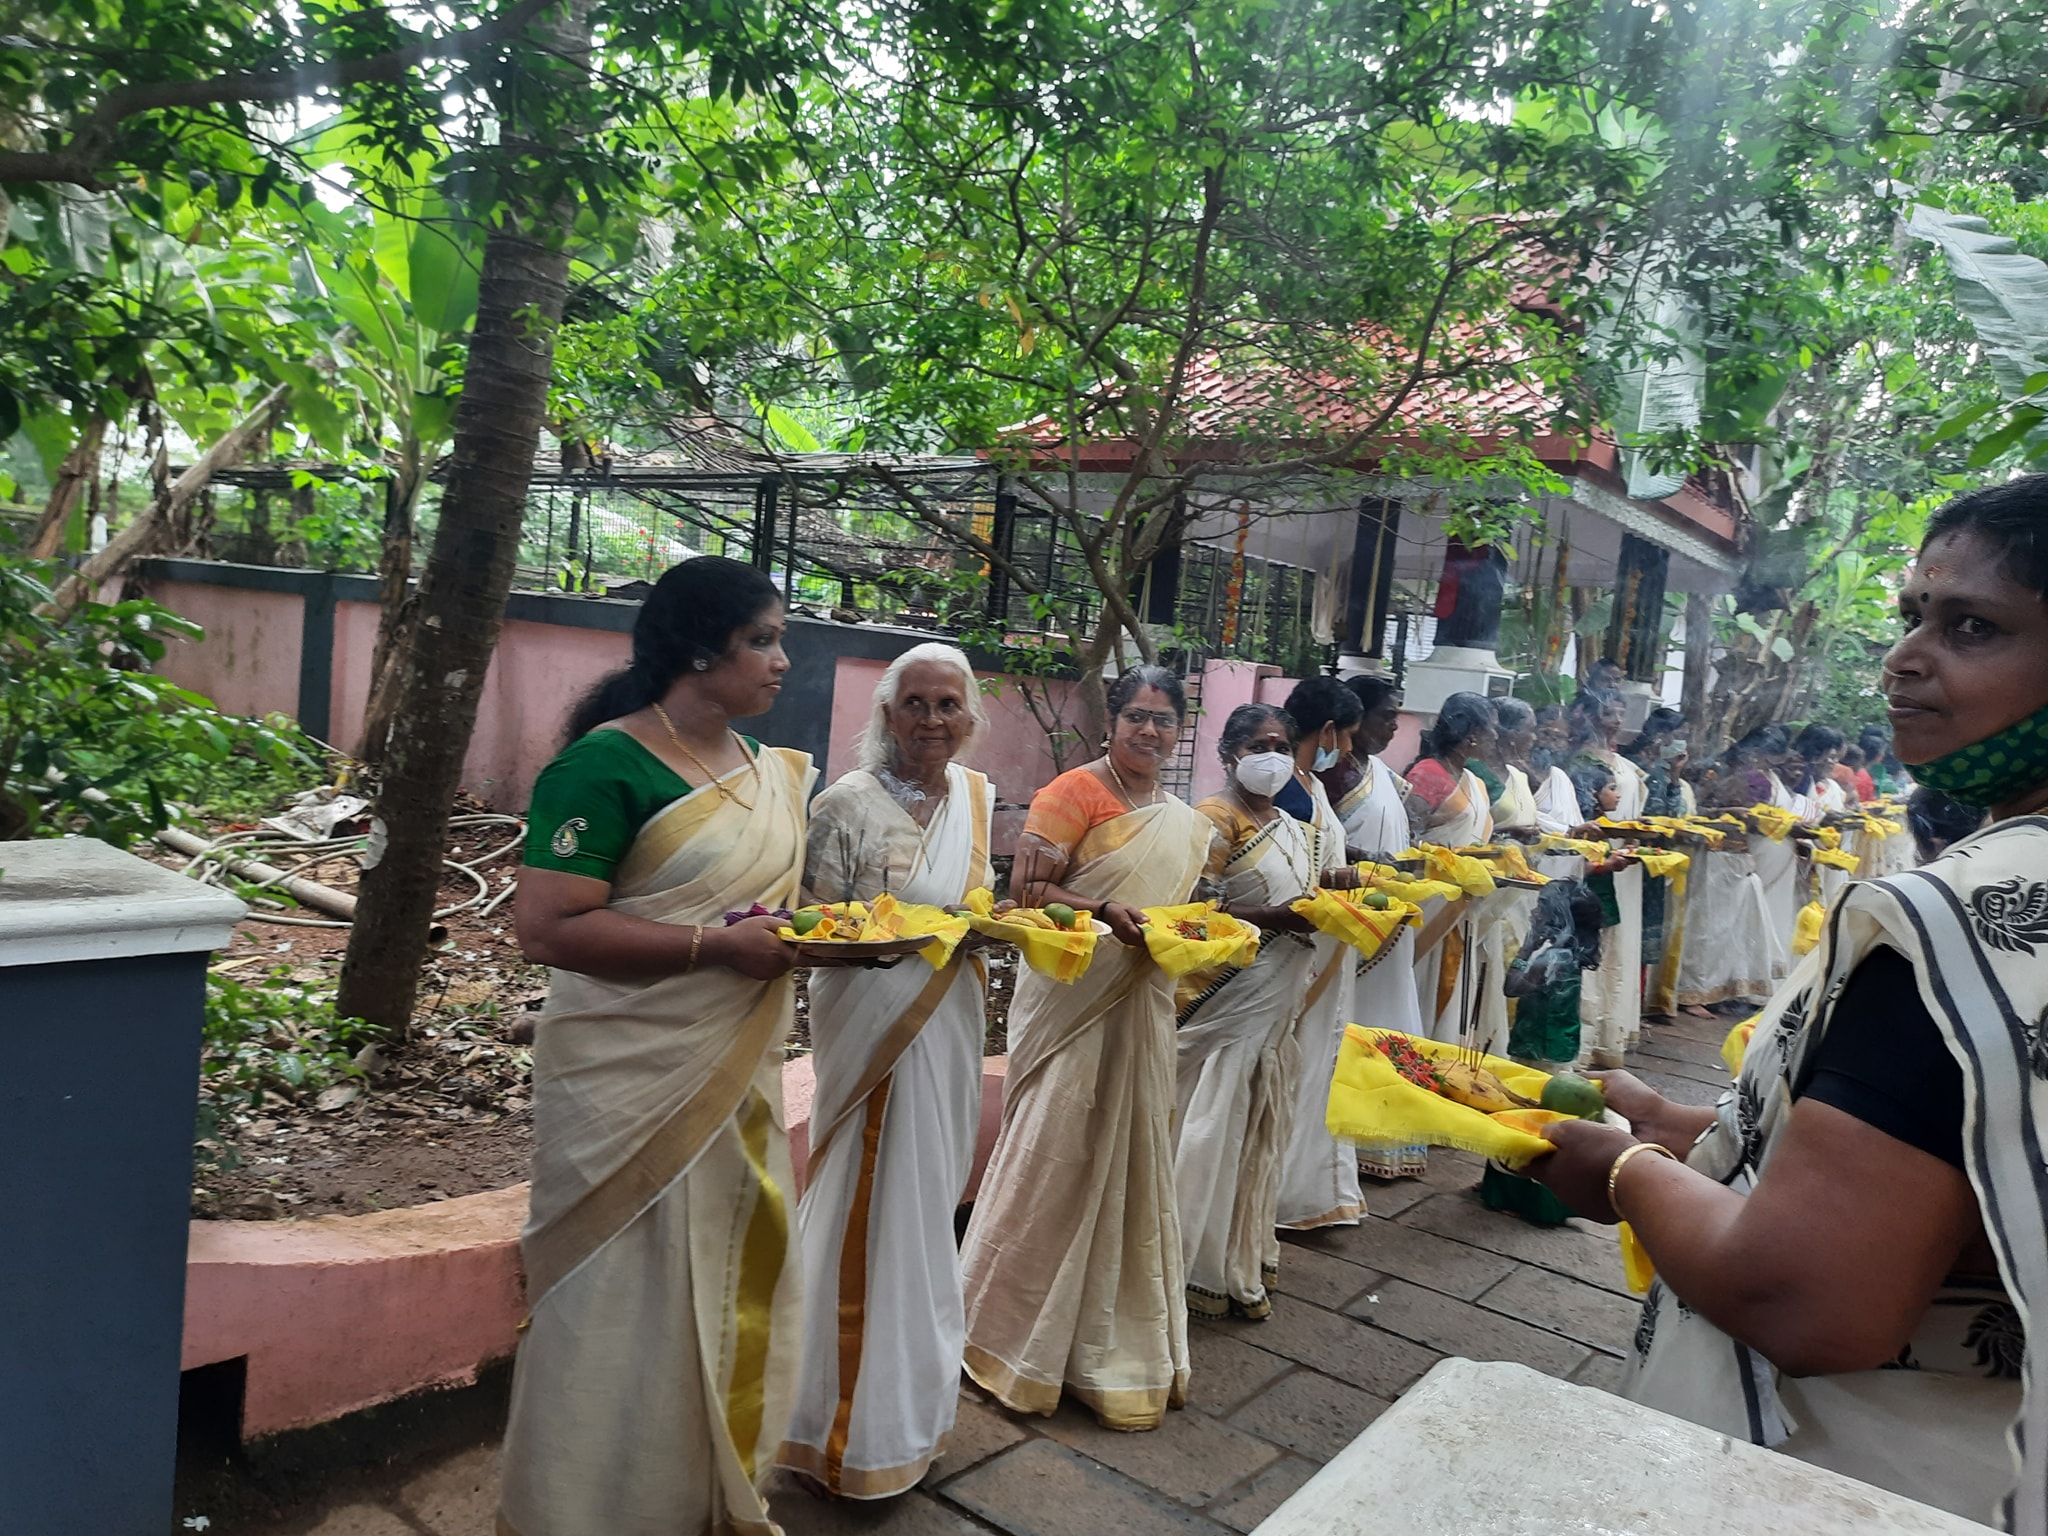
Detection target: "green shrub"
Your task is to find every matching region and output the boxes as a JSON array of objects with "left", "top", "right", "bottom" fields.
[{"left": 0, "top": 548, "right": 319, "bottom": 842}]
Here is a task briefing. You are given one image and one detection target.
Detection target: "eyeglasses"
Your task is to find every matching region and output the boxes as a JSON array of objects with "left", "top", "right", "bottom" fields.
[{"left": 1118, "top": 708, "right": 1181, "bottom": 731}]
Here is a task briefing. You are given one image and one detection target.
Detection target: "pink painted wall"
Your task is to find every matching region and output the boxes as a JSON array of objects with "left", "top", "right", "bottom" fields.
[{"left": 149, "top": 583, "right": 303, "bottom": 722}]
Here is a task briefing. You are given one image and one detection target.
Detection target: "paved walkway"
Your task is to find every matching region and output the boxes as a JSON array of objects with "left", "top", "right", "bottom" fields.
[{"left": 204, "top": 1016, "right": 1736, "bottom": 1536}]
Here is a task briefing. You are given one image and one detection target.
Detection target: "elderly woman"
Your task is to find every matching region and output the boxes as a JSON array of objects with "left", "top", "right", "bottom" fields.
[
  {"left": 779, "top": 643, "right": 994, "bottom": 1498},
  {"left": 1178, "top": 704, "right": 1333, "bottom": 1315},
  {"left": 1533, "top": 475, "right": 2048, "bottom": 1528},
  {"left": 960, "top": 665, "right": 1209, "bottom": 1430},
  {"left": 502, "top": 558, "right": 808, "bottom": 1536}
]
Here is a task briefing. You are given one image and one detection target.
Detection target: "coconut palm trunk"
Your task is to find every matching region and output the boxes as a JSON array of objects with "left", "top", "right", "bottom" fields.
[{"left": 335, "top": 219, "right": 570, "bottom": 1030}]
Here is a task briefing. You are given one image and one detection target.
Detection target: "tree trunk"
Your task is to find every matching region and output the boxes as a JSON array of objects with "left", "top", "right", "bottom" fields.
[
  {"left": 25, "top": 413, "right": 108, "bottom": 558},
  {"left": 336, "top": 219, "right": 572, "bottom": 1031},
  {"left": 356, "top": 452, "right": 427, "bottom": 767},
  {"left": 1681, "top": 590, "right": 1712, "bottom": 738}
]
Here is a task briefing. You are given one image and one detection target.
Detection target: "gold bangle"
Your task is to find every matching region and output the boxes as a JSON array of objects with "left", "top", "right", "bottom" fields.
[
  {"left": 686, "top": 924, "right": 704, "bottom": 973},
  {"left": 1606, "top": 1141, "right": 1677, "bottom": 1216}
]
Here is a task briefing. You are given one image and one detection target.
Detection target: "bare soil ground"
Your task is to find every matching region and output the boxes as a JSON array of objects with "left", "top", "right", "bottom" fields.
[{"left": 172, "top": 817, "right": 1019, "bottom": 1220}]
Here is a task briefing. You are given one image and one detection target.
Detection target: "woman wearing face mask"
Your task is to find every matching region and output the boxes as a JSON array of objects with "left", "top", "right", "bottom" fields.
[
  {"left": 1322, "top": 674, "right": 1413, "bottom": 863},
  {"left": 1530, "top": 476, "right": 2048, "bottom": 1526},
  {"left": 1177, "top": 705, "right": 1358, "bottom": 1316},
  {"left": 779, "top": 643, "right": 994, "bottom": 1498},
  {"left": 960, "top": 666, "right": 1209, "bottom": 1430},
  {"left": 1271, "top": 676, "right": 1374, "bottom": 1229}
]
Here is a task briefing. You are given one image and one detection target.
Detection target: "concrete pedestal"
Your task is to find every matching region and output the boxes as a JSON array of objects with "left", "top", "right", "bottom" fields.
[
  {"left": 1254, "top": 1359, "right": 1996, "bottom": 1536},
  {"left": 1399, "top": 645, "right": 1515, "bottom": 718},
  {"left": 0, "top": 839, "right": 243, "bottom": 1535}
]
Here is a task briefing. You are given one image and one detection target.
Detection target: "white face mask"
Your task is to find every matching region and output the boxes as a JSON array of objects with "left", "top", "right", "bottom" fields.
[{"left": 1234, "top": 751, "right": 1295, "bottom": 798}]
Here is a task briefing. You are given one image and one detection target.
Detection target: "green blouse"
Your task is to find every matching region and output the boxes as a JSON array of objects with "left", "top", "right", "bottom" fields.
[{"left": 522, "top": 728, "right": 755, "bottom": 883}]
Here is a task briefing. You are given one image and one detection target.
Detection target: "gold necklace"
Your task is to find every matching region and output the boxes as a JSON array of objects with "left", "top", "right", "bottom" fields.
[
  {"left": 652, "top": 703, "right": 759, "bottom": 810},
  {"left": 1105, "top": 756, "right": 1160, "bottom": 809}
]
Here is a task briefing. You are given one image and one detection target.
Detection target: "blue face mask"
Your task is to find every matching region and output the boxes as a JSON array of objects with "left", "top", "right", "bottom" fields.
[{"left": 1313, "top": 745, "right": 1342, "bottom": 772}]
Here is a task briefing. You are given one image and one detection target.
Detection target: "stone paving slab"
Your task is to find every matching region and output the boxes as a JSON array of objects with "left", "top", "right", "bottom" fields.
[
  {"left": 1037, "top": 1400, "right": 1282, "bottom": 1506},
  {"left": 1345, "top": 1278, "right": 1593, "bottom": 1378},
  {"left": 1223, "top": 1368, "right": 1395, "bottom": 1462},
  {"left": 1478, "top": 1264, "right": 1642, "bottom": 1355},
  {"left": 1205, "top": 1455, "right": 1320, "bottom": 1533},
  {"left": 1296, "top": 1214, "right": 1518, "bottom": 1300},
  {"left": 1397, "top": 1190, "right": 1634, "bottom": 1296},
  {"left": 940, "top": 1439, "right": 1232, "bottom": 1536},
  {"left": 1230, "top": 1297, "right": 1445, "bottom": 1399},
  {"left": 1182, "top": 1328, "right": 1295, "bottom": 1414}
]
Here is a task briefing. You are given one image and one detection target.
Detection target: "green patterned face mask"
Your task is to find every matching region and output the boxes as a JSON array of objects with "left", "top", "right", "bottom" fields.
[{"left": 1907, "top": 699, "right": 2048, "bottom": 808}]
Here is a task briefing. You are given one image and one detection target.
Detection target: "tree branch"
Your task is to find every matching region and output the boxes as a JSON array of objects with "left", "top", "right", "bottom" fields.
[{"left": 0, "top": 0, "right": 561, "bottom": 187}]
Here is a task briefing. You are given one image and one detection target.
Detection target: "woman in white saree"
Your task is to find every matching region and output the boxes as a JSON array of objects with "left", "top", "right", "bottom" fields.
[
  {"left": 1532, "top": 476, "right": 2048, "bottom": 1532},
  {"left": 779, "top": 645, "right": 994, "bottom": 1498},
  {"left": 1321, "top": 676, "right": 1433, "bottom": 1179},
  {"left": 1179, "top": 705, "right": 1338, "bottom": 1315},
  {"left": 1406, "top": 694, "right": 1509, "bottom": 1052},
  {"left": 502, "top": 559, "right": 811, "bottom": 1536},
  {"left": 1268, "top": 676, "right": 1370, "bottom": 1230},
  {"left": 1568, "top": 688, "right": 1648, "bottom": 1067},
  {"left": 960, "top": 666, "right": 1209, "bottom": 1430}
]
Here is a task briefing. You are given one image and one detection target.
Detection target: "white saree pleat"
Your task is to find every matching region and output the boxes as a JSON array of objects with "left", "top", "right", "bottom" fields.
[
  {"left": 1578, "top": 861, "right": 1643, "bottom": 1068},
  {"left": 1276, "top": 781, "right": 1364, "bottom": 1229},
  {"left": 500, "top": 747, "right": 816, "bottom": 1536},
  {"left": 779, "top": 766, "right": 990, "bottom": 1497},
  {"left": 960, "top": 798, "right": 1209, "bottom": 1428},
  {"left": 1175, "top": 810, "right": 1317, "bottom": 1316},
  {"left": 1674, "top": 847, "right": 1780, "bottom": 1007}
]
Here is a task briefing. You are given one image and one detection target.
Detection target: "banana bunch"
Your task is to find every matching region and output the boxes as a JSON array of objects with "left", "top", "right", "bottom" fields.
[{"left": 1435, "top": 1060, "right": 1537, "bottom": 1113}]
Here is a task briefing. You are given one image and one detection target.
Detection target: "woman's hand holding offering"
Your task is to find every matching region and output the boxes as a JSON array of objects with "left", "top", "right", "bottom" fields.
[
  {"left": 1589, "top": 1069, "right": 1717, "bottom": 1156},
  {"left": 1526, "top": 1118, "right": 1641, "bottom": 1224},
  {"left": 1100, "top": 901, "right": 1150, "bottom": 947},
  {"left": 711, "top": 913, "right": 798, "bottom": 979}
]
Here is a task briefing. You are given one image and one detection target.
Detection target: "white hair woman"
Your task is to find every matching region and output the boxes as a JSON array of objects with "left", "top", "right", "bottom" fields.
[{"left": 779, "top": 642, "right": 995, "bottom": 1498}]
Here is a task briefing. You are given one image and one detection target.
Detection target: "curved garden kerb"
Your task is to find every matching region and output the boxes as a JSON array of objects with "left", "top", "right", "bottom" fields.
[{"left": 182, "top": 1055, "right": 1010, "bottom": 1440}]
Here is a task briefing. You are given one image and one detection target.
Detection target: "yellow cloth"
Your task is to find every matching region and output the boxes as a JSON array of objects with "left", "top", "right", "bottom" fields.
[
  {"left": 1813, "top": 846, "right": 1860, "bottom": 871},
  {"left": 1647, "top": 815, "right": 1726, "bottom": 847},
  {"left": 1747, "top": 803, "right": 1799, "bottom": 841},
  {"left": 1356, "top": 862, "right": 1462, "bottom": 905},
  {"left": 1138, "top": 902, "right": 1259, "bottom": 979},
  {"left": 1792, "top": 900, "right": 1826, "bottom": 957},
  {"left": 1325, "top": 1027, "right": 1569, "bottom": 1169},
  {"left": 1620, "top": 1224, "right": 1656, "bottom": 1293},
  {"left": 1635, "top": 848, "right": 1692, "bottom": 880},
  {"left": 1291, "top": 887, "right": 1417, "bottom": 959},
  {"left": 1475, "top": 843, "right": 1550, "bottom": 884},
  {"left": 964, "top": 887, "right": 1098, "bottom": 983},
  {"left": 1539, "top": 832, "right": 1611, "bottom": 860},
  {"left": 1721, "top": 1016, "right": 1759, "bottom": 1076},
  {"left": 778, "top": 893, "right": 972, "bottom": 968},
  {"left": 1401, "top": 845, "right": 1499, "bottom": 897}
]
